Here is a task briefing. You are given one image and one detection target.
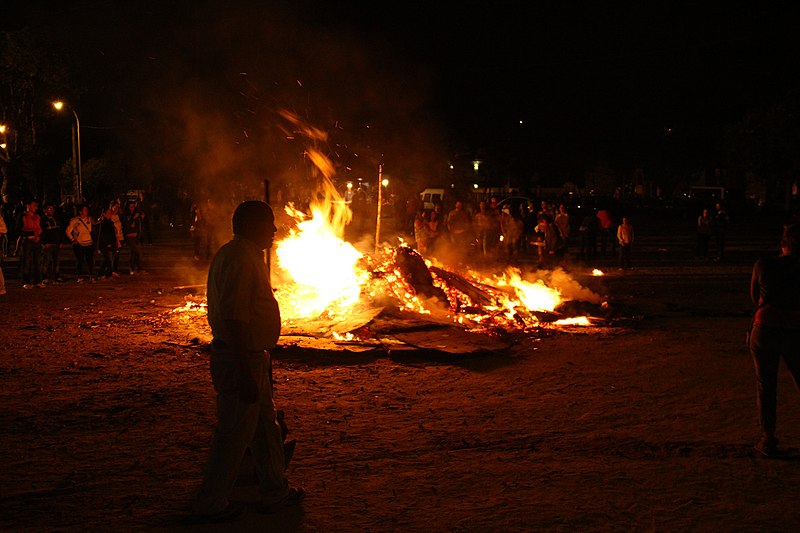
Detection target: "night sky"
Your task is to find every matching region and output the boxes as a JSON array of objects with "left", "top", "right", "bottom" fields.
[{"left": 4, "top": 1, "right": 798, "bottom": 190}]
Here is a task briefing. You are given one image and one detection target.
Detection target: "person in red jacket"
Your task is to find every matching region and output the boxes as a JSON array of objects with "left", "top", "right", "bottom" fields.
[
  {"left": 596, "top": 208, "right": 616, "bottom": 258},
  {"left": 18, "top": 199, "right": 43, "bottom": 288}
]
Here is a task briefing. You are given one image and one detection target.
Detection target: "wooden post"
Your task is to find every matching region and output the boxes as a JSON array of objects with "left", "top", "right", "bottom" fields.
[{"left": 374, "top": 164, "right": 383, "bottom": 254}]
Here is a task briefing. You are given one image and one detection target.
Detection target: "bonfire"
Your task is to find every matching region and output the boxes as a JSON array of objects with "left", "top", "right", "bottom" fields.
[{"left": 175, "top": 112, "right": 609, "bottom": 351}]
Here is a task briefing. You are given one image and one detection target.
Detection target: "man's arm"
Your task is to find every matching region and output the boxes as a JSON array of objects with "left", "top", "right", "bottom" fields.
[
  {"left": 750, "top": 262, "right": 761, "bottom": 306},
  {"left": 225, "top": 318, "right": 259, "bottom": 404}
]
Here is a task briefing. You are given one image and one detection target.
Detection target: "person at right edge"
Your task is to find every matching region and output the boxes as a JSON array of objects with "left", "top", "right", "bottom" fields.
[
  {"left": 748, "top": 223, "right": 800, "bottom": 457},
  {"left": 192, "top": 200, "right": 304, "bottom": 522}
]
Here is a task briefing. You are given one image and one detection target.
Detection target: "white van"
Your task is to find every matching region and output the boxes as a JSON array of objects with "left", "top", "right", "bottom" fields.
[{"left": 420, "top": 188, "right": 446, "bottom": 210}]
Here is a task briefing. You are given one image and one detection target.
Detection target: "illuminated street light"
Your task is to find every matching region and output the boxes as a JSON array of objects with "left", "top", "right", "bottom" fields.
[{"left": 52, "top": 100, "right": 83, "bottom": 201}]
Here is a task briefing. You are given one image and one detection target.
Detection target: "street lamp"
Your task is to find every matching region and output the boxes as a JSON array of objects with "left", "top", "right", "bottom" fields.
[{"left": 52, "top": 101, "right": 83, "bottom": 202}]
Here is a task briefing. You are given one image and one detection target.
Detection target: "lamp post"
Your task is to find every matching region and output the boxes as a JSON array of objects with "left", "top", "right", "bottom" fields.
[
  {"left": 374, "top": 166, "right": 388, "bottom": 253},
  {"left": 52, "top": 101, "right": 83, "bottom": 202}
]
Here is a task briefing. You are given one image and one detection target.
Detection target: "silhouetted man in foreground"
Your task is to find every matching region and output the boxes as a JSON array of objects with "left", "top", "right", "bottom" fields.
[{"left": 192, "top": 200, "right": 304, "bottom": 522}]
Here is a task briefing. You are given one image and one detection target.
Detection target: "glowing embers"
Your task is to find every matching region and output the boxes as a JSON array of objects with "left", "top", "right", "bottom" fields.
[{"left": 171, "top": 298, "right": 207, "bottom": 313}]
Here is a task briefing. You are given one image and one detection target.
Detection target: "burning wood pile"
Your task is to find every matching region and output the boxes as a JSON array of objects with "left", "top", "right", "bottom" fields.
[{"left": 174, "top": 115, "right": 613, "bottom": 355}]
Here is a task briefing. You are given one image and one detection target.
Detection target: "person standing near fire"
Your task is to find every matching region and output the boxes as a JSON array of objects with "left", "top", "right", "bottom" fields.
[
  {"left": 0, "top": 211, "right": 7, "bottom": 295},
  {"left": 617, "top": 216, "right": 634, "bottom": 270},
  {"left": 192, "top": 200, "right": 304, "bottom": 523},
  {"left": 122, "top": 200, "right": 144, "bottom": 275},
  {"left": 108, "top": 201, "right": 124, "bottom": 276},
  {"left": 96, "top": 207, "right": 119, "bottom": 279},
  {"left": 748, "top": 223, "right": 800, "bottom": 457},
  {"left": 18, "top": 199, "right": 43, "bottom": 289},
  {"left": 597, "top": 207, "right": 615, "bottom": 258},
  {"left": 66, "top": 205, "right": 96, "bottom": 282},
  {"left": 40, "top": 203, "right": 65, "bottom": 283}
]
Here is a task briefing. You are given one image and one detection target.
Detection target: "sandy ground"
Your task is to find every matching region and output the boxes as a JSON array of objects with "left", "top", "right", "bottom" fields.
[{"left": 2, "top": 227, "right": 800, "bottom": 532}]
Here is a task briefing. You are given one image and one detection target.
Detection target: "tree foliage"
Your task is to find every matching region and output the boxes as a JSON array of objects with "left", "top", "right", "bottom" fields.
[
  {"left": 0, "top": 28, "right": 74, "bottom": 201},
  {"left": 723, "top": 88, "right": 800, "bottom": 208}
]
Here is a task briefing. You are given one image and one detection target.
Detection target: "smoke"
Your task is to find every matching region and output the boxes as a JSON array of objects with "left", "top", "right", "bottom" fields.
[
  {"left": 121, "top": 0, "right": 448, "bottom": 246},
  {"left": 530, "top": 267, "right": 604, "bottom": 304}
]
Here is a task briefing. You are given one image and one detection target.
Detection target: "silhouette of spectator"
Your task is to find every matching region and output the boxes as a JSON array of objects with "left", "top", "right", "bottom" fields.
[
  {"left": 191, "top": 201, "right": 212, "bottom": 261},
  {"left": 533, "top": 216, "right": 564, "bottom": 267},
  {"left": 122, "top": 200, "right": 145, "bottom": 275},
  {"left": 597, "top": 208, "right": 615, "bottom": 258},
  {"left": 0, "top": 211, "right": 7, "bottom": 295},
  {"left": 696, "top": 208, "right": 713, "bottom": 259},
  {"left": 537, "top": 200, "right": 555, "bottom": 224},
  {"left": 473, "top": 200, "right": 499, "bottom": 261},
  {"left": 617, "top": 216, "right": 634, "bottom": 270},
  {"left": 427, "top": 204, "right": 443, "bottom": 254},
  {"left": 499, "top": 207, "right": 524, "bottom": 260},
  {"left": 19, "top": 199, "right": 43, "bottom": 288},
  {"left": 109, "top": 201, "right": 124, "bottom": 276},
  {"left": 446, "top": 201, "right": 472, "bottom": 244},
  {"left": 714, "top": 202, "right": 729, "bottom": 261},
  {"left": 66, "top": 205, "right": 96, "bottom": 282},
  {"left": 192, "top": 201, "right": 304, "bottom": 521},
  {"left": 96, "top": 207, "right": 119, "bottom": 279},
  {"left": 748, "top": 223, "right": 800, "bottom": 456},
  {"left": 554, "top": 204, "right": 571, "bottom": 255},
  {"left": 413, "top": 210, "right": 430, "bottom": 255},
  {"left": 40, "top": 203, "right": 65, "bottom": 283}
]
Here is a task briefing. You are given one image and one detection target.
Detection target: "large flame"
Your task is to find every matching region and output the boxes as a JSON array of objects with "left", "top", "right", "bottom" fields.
[
  {"left": 493, "top": 268, "right": 562, "bottom": 312},
  {"left": 274, "top": 200, "right": 367, "bottom": 319},
  {"left": 271, "top": 122, "right": 369, "bottom": 320}
]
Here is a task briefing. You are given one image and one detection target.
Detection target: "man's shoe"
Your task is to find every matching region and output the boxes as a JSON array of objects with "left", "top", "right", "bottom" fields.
[
  {"left": 755, "top": 434, "right": 779, "bottom": 457},
  {"left": 111, "top": 271, "right": 120, "bottom": 277},
  {"left": 23, "top": 284, "right": 33, "bottom": 289},
  {"left": 36, "top": 283, "right": 46, "bottom": 288},
  {"left": 256, "top": 487, "right": 305, "bottom": 514},
  {"left": 187, "top": 501, "right": 246, "bottom": 524}
]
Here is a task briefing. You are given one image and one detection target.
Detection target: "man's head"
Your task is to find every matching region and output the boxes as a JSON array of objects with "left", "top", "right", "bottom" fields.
[
  {"left": 27, "top": 200, "right": 38, "bottom": 212},
  {"left": 232, "top": 200, "right": 276, "bottom": 250}
]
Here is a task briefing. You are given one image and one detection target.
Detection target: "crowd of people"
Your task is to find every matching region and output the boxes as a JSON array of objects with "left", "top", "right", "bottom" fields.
[
  {"left": 407, "top": 197, "right": 642, "bottom": 270},
  {"left": 695, "top": 201, "right": 730, "bottom": 261},
  {"left": 0, "top": 196, "right": 150, "bottom": 293}
]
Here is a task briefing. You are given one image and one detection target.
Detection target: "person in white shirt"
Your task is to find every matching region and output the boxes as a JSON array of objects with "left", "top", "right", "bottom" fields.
[{"left": 65, "top": 205, "right": 96, "bottom": 282}]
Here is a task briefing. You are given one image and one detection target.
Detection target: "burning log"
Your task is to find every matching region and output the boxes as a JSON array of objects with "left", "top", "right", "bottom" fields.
[
  {"left": 429, "top": 266, "right": 494, "bottom": 307},
  {"left": 393, "top": 247, "right": 449, "bottom": 305}
]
